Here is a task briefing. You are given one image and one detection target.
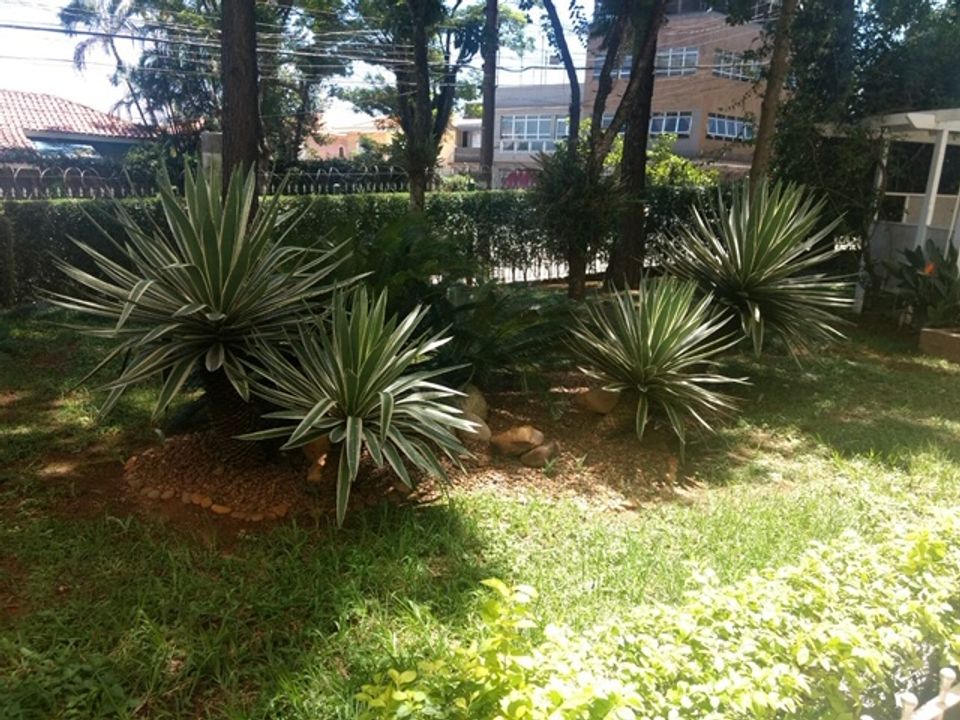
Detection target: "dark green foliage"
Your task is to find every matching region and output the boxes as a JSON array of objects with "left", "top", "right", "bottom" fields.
[
  {"left": 432, "top": 283, "right": 575, "bottom": 389},
  {"left": 1, "top": 187, "right": 710, "bottom": 303},
  {"left": 886, "top": 239, "right": 960, "bottom": 328},
  {"left": 530, "top": 147, "right": 620, "bottom": 297},
  {"left": 0, "top": 215, "right": 15, "bottom": 308}
]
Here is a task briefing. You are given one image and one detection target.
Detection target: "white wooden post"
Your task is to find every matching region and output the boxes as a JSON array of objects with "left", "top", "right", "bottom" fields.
[
  {"left": 914, "top": 128, "right": 949, "bottom": 248},
  {"left": 900, "top": 691, "right": 919, "bottom": 720}
]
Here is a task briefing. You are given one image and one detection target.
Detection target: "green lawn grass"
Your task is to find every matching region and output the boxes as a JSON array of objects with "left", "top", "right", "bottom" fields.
[{"left": 1, "top": 309, "right": 958, "bottom": 719}]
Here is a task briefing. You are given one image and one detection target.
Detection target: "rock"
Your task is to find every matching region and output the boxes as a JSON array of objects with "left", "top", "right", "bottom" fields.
[
  {"left": 250, "top": 513, "right": 264, "bottom": 522},
  {"left": 127, "top": 476, "right": 143, "bottom": 490},
  {"left": 270, "top": 503, "right": 288, "bottom": 519},
  {"left": 520, "top": 440, "right": 561, "bottom": 468},
  {"left": 160, "top": 489, "right": 175, "bottom": 501},
  {"left": 191, "top": 493, "right": 212, "bottom": 508},
  {"left": 181, "top": 492, "right": 193, "bottom": 504},
  {"left": 460, "top": 384, "right": 488, "bottom": 421},
  {"left": 232, "top": 510, "right": 249, "bottom": 520},
  {"left": 124, "top": 455, "right": 138, "bottom": 472},
  {"left": 575, "top": 388, "right": 621, "bottom": 414},
  {"left": 146, "top": 488, "right": 161, "bottom": 499},
  {"left": 306, "top": 460, "right": 326, "bottom": 484},
  {"left": 139, "top": 486, "right": 153, "bottom": 497},
  {"left": 458, "top": 411, "right": 491, "bottom": 444},
  {"left": 210, "top": 504, "right": 232, "bottom": 515},
  {"left": 490, "top": 425, "right": 544, "bottom": 456}
]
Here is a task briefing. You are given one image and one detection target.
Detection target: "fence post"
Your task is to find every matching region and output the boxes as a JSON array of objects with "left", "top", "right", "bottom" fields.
[{"left": 899, "top": 691, "right": 918, "bottom": 720}]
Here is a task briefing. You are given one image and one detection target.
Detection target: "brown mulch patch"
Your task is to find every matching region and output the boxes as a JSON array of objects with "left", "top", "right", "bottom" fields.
[
  {"left": 13, "top": 374, "right": 697, "bottom": 535},
  {"left": 120, "top": 432, "right": 426, "bottom": 527},
  {"left": 439, "top": 374, "right": 697, "bottom": 512}
]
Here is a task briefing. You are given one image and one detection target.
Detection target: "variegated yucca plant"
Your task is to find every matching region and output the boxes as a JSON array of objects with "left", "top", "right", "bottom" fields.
[
  {"left": 570, "top": 277, "right": 743, "bottom": 449},
  {"left": 241, "top": 288, "right": 474, "bottom": 524},
  {"left": 668, "top": 180, "right": 853, "bottom": 356},
  {"left": 47, "top": 166, "right": 347, "bottom": 447}
]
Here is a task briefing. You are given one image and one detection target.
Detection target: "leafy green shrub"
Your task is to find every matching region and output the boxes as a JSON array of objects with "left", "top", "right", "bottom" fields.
[
  {"left": 241, "top": 288, "right": 473, "bottom": 524},
  {"left": 358, "top": 512, "right": 960, "bottom": 719},
  {"left": 885, "top": 239, "right": 960, "bottom": 328},
  {"left": 432, "top": 283, "right": 575, "bottom": 389},
  {"left": 570, "top": 278, "right": 741, "bottom": 446},
  {"left": 530, "top": 146, "right": 619, "bottom": 298},
  {"left": 46, "top": 167, "right": 347, "bottom": 434},
  {"left": 0, "top": 214, "right": 14, "bottom": 307},
  {"left": 668, "top": 180, "right": 853, "bottom": 355}
]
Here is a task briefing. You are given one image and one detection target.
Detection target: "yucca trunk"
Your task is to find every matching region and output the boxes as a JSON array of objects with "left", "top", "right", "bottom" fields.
[{"left": 203, "top": 370, "right": 261, "bottom": 464}]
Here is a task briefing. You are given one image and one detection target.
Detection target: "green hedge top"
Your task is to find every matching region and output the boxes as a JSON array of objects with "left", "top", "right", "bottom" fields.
[
  {"left": 358, "top": 512, "right": 960, "bottom": 719},
  {"left": 1, "top": 187, "right": 712, "bottom": 303}
]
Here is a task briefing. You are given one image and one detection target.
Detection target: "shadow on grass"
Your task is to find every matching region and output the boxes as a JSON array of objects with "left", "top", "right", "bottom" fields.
[
  {"left": 690, "top": 325, "right": 960, "bottom": 482},
  {"left": 1, "top": 498, "right": 504, "bottom": 718}
]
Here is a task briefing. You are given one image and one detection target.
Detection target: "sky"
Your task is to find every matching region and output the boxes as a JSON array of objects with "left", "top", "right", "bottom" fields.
[{"left": 0, "top": 0, "right": 588, "bottom": 130}]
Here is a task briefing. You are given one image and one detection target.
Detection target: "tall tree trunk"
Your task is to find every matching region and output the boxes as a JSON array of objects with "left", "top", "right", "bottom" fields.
[
  {"left": 749, "top": 0, "right": 798, "bottom": 189},
  {"left": 542, "top": 0, "right": 580, "bottom": 147},
  {"left": 479, "top": 0, "right": 498, "bottom": 188},
  {"left": 406, "top": 0, "right": 434, "bottom": 213},
  {"left": 607, "top": 12, "right": 664, "bottom": 287},
  {"left": 214, "top": 0, "right": 262, "bottom": 461},
  {"left": 221, "top": 0, "right": 261, "bottom": 188}
]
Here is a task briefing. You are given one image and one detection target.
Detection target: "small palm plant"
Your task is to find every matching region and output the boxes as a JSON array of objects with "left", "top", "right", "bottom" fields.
[
  {"left": 570, "top": 278, "right": 742, "bottom": 448},
  {"left": 47, "top": 165, "right": 347, "bottom": 447},
  {"left": 241, "top": 288, "right": 474, "bottom": 525},
  {"left": 668, "top": 180, "right": 853, "bottom": 356}
]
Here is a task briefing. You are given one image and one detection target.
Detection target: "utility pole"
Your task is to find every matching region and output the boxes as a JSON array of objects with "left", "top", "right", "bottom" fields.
[
  {"left": 220, "top": 0, "right": 261, "bottom": 189},
  {"left": 479, "top": 0, "right": 498, "bottom": 189}
]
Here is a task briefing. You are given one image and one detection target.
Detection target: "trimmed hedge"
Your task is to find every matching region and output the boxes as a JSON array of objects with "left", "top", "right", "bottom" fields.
[
  {"left": 1, "top": 188, "right": 711, "bottom": 302},
  {"left": 358, "top": 513, "right": 960, "bottom": 719}
]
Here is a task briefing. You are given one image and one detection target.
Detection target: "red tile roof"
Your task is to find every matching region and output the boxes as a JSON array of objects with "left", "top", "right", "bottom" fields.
[{"left": 0, "top": 89, "right": 153, "bottom": 152}]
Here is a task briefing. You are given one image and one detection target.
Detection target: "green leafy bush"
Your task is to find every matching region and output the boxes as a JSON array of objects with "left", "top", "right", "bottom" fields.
[
  {"left": 570, "top": 278, "right": 741, "bottom": 446},
  {"left": 46, "top": 167, "right": 346, "bottom": 423},
  {"left": 358, "top": 512, "right": 960, "bottom": 719},
  {"left": 886, "top": 239, "right": 960, "bottom": 328},
  {"left": 432, "top": 283, "right": 575, "bottom": 389},
  {"left": 668, "top": 180, "right": 853, "bottom": 356},
  {"left": 241, "top": 288, "right": 473, "bottom": 525}
]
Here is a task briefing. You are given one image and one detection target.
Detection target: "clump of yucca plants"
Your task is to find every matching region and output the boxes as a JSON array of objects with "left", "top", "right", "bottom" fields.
[
  {"left": 48, "top": 166, "right": 348, "bottom": 455},
  {"left": 668, "top": 180, "right": 853, "bottom": 356},
  {"left": 241, "top": 288, "right": 474, "bottom": 524},
  {"left": 570, "top": 277, "right": 743, "bottom": 449}
]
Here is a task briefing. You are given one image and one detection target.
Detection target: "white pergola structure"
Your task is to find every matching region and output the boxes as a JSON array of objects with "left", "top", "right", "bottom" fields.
[{"left": 866, "top": 108, "right": 960, "bottom": 268}]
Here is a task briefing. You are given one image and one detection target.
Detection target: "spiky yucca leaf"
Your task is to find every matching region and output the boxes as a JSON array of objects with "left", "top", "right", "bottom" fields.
[
  {"left": 46, "top": 165, "right": 347, "bottom": 418},
  {"left": 570, "top": 278, "right": 742, "bottom": 447},
  {"left": 241, "top": 288, "right": 474, "bottom": 526},
  {"left": 668, "top": 180, "right": 853, "bottom": 356}
]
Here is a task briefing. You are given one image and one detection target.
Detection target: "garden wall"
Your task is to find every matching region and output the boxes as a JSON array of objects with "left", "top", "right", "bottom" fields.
[{"left": 0, "top": 187, "right": 710, "bottom": 304}]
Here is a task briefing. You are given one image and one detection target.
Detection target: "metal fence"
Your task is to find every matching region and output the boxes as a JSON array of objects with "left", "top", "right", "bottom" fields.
[{"left": 0, "top": 163, "right": 413, "bottom": 200}]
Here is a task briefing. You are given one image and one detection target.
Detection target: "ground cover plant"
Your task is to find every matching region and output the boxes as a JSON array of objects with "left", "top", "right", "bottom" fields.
[{"left": 2, "top": 307, "right": 959, "bottom": 719}]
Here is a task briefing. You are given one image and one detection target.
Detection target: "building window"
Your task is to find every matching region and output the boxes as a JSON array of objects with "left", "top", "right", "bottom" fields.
[
  {"left": 655, "top": 47, "right": 699, "bottom": 77},
  {"left": 713, "top": 49, "right": 762, "bottom": 81},
  {"left": 665, "top": 0, "right": 710, "bottom": 14},
  {"left": 706, "top": 113, "right": 754, "bottom": 141},
  {"left": 555, "top": 116, "right": 569, "bottom": 140},
  {"left": 500, "top": 114, "right": 557, "bottom": 152},
  {"left": 593, "top": 54, "right": 633, "bottom": 79},
  {"left": 650, "top": 111, "right": 693, "bottom": 137}
]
